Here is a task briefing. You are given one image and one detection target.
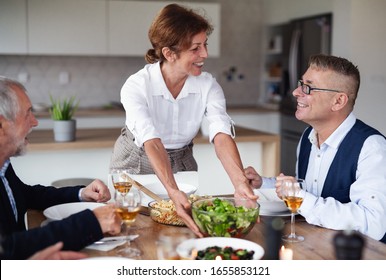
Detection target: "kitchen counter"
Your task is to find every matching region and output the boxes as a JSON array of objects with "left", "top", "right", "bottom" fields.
[
  {"left": 14, "top": 126, "right": 279, "bottom": 192},
  {"left": 33, "top": 107, "right": 280, "bottom": 134},
  {"left": 26, "top": 126, "right": 280, "bottom": 180},
  {"left": 32, "top": 107, "right": 125, "bottom": 119},
  {"left": 32, "top": 106, "right": 277, "bottom": 119},
  {"left": 27, "top": 126, "right": 278, "bottom": 150}
]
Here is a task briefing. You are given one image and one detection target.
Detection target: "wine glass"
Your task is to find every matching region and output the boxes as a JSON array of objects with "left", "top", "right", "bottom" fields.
[
  {"left": 280, "top": 178, "right": 306, "bottom": 243},
  {"left": 114, "top": 187, "right": 142, "bottom": 257},
  {"left": 156, "top": 228, "right": 195, "bottom": 260},
  {"left": 111, "top": 168, "right": 134, "bottom": 195}
]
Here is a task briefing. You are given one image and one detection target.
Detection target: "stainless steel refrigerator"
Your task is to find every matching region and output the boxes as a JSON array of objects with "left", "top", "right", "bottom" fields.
[{"left": 279, "top": 13, "right": 332, "bottom": 175}]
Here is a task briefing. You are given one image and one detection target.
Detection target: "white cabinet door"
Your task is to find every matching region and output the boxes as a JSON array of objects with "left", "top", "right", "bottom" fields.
[
  {"left": 28, "top": 0, "right": 107, "bottom": 55},
  {"left": 108, "top": 1, "right": 164, "bottom": 56},
  {"left": 108, "top": 1, "right": 220, "bottom": 57},
  {"left": 0, "top": 0, "right": 28, "bottom": 54}
]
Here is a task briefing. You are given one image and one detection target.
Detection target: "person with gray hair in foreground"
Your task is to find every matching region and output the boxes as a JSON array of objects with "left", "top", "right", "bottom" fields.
[{"left": 0, "top": 77, "right": 122, "bottom": 259}]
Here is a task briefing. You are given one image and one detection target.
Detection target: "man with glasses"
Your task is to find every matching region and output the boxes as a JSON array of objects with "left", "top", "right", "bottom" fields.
[{"left": 245, "top": 54, "right": 386, "bottom": 243}]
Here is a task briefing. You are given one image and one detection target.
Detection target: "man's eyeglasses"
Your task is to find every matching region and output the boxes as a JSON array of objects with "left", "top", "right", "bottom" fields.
[{"left": 297, "top": 80, "right": 342, "bottom": 95}]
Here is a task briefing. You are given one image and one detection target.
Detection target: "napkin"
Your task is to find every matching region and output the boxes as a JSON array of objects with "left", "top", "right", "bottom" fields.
[{"left": 86, "top": 235, "right": 139, "bottom": 252}]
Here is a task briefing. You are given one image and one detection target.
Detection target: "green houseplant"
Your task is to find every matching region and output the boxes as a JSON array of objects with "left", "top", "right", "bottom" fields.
[
  {"left": 50, "top": 95, "right": 79, "bottom": 120},
  {"left": 49, "top": 95, "right": 79, "bottom": 142}
]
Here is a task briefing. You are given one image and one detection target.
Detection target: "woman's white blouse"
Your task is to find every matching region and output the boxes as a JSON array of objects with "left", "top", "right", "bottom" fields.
[{"left": 120, "top": 62, "right": 233, "bottom": 149}]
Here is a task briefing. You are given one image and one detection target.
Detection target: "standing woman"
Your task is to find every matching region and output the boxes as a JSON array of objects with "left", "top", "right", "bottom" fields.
[{"left": 110, "top": 4, "right": 257, "bottom": 235}]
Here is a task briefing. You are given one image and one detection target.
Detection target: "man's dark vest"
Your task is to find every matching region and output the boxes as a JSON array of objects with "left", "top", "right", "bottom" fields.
[{"left": 298, "top": 119, "right": 386, "bottom": 243}]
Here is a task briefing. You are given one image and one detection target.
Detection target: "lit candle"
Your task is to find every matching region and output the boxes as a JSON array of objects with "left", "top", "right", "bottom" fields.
[
  {"left": 279, "top": 245, "right": 293, "bottom": 260},
  {"left": 190, "top": 249, "right": 198, "bottom": 259}
]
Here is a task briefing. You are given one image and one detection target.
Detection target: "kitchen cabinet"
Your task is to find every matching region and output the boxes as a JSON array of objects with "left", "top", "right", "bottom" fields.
[
  {"left": 28, "top": 0, "right": 107, "bottom": 55},
  {"left": 0, "top": 0, "right": 28, "bottom": 54},
  {"left": 229, "top": 110, "right": 280, "bottom": 134},
  {"left": 0, "top": 0, "right": 220, "bottom": 57},
  {"left": 108, "top": 1, "right": 164, "bottom": 56},
  {"left": 108, "top": 1, "right": 220, "bottom": 57}
]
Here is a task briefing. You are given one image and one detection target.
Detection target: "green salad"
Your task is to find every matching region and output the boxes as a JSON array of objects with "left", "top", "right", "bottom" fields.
[{"left": 192, "top": 198, "right": 259, "bottom": 237}]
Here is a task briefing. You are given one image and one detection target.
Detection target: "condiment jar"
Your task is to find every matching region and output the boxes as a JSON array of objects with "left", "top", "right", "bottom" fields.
[
  {"left": 333, "top": 230, "right": 365, "bottom": 260},
  {"left": 264, "top": 217, "right": 285, "bottom": 260}
]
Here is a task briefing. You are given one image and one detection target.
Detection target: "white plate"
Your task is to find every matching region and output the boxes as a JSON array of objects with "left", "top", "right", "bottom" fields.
[
  {"left": 254, "top": 189, "right": 291, "bottom": 216},
  {"left": 260, "top": 209, "right": 292, "bottom": 217},
  {"left": 258, "top": 201, "right": 289, "bottom": 214},
  {"left": 254, "top": 188, "right": 281, "bottom": 201},
  {"left": 140, "top": 182, "right": 197, "bottom": 206},
  {"left": 176, "top": 237, "right": 264, "bottom": 260},
  {"left": 43, "top": 202, "right": 105, "bottom": 220}
]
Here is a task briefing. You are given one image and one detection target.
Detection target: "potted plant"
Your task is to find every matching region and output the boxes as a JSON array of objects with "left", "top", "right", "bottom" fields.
[{"left": 49, "top": 95, "right": 79, "bottom": 142}]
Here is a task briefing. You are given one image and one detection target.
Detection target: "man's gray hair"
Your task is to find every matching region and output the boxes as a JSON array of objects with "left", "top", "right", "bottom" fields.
[{"left": 0, "top": 76, "right": 25, "bottom": 121}]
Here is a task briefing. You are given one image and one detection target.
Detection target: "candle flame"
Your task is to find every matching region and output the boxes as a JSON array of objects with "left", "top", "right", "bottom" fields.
[
  {"left": 191, "top": 249, "right": 198, "bottom": 259},
  {"left": 279, "top": 245, "right": 293, "bottom": 260}
]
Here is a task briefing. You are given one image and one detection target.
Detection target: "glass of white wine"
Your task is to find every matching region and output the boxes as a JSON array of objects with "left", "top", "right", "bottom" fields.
[
  {"left": 114, "top": 187, "right": 142, "bottom": 257},
  {"left": 111, "top": 168, "right": 134, "bottom": 195},
  {"left": 281, "top": 178, "right": 306, "bottom": 243}
]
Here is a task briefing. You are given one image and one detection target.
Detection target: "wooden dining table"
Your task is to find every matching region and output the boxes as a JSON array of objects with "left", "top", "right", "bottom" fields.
[{"left": 27, "top": 208, "right": 386, "bottom": 260}]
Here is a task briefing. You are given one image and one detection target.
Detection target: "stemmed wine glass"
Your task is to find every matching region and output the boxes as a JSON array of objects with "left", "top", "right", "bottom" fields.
[
  {"left": 280, "top": 178, "right": 306, "bottom": 242},
  {"left": 114, "top": 187, "right": 142, "bottom": 257},
  {"left": 111, "top": 168, "right": 134, "bottom": 195}
]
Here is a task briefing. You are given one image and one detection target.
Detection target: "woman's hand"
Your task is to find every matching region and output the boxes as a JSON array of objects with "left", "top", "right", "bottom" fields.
[
  {"left": 168, "top": 189, "right": 203, "bottom": 238},
  {"left": 234, "top": 181, "right": 258, "bottom": 200}
]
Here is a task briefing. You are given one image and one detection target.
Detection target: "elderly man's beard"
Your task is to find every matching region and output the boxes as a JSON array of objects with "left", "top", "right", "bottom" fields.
[
  {"left": 10, "top": 131, "right": 28, "bottom": 157},
  {"left": 14, "top": 142, "right": 27, "bottom": 157}
]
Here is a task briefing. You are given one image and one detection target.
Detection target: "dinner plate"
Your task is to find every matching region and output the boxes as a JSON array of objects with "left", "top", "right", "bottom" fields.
[
  {"left": 140, "top": 182, "right": 197, "bottom": 206},
  {"left": 254, "top": 188, "right": 281, "bottom": 201},
  {"left": 43, "top": 202, "right": 105, "bottom": 220},
  {"left": 258, "top": 201, "right": 290, "bottom": 216},
  {"left": 254, "top": 189, "right": 291, "bottom": 216},
  {"left": 176, "top": 237, "right": 264, "bottom": 260}
]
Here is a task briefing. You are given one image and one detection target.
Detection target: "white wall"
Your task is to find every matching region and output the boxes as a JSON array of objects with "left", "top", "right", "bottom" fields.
[
  {"left": 337, "top": 0, "right": 386, "bottom": 135},
  {"left": 262, "top": 0, "right": 334, "bottom": 24}
]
